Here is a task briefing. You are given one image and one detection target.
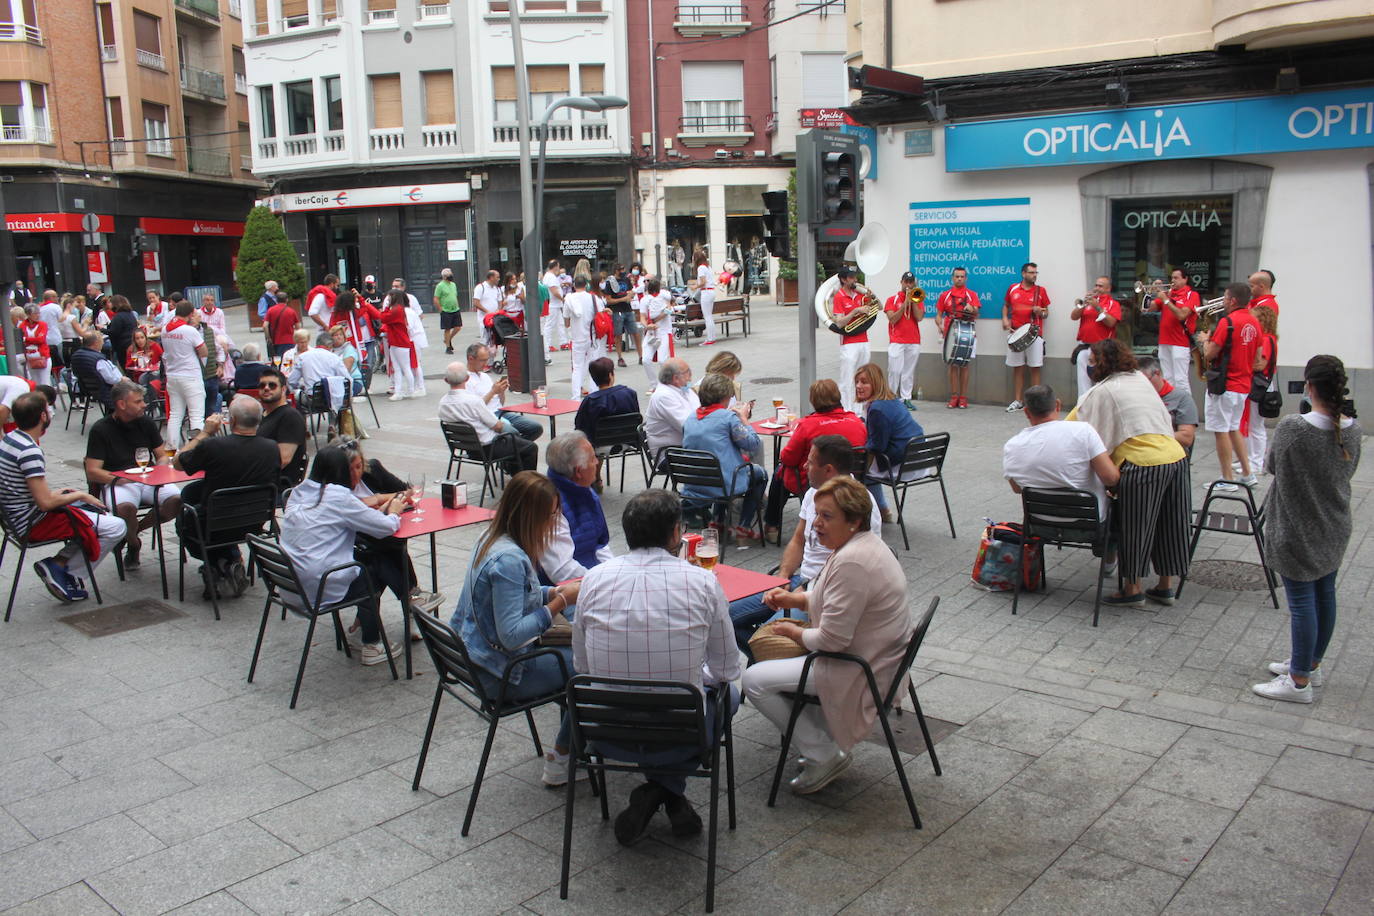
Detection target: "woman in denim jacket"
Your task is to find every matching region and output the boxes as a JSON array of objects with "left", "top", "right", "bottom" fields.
[
  {"left": 682, "top": 372, "right": 766, "bottom": 540},
  {"left": 450, "top": 471, "right": 582, "bottom": 786}
]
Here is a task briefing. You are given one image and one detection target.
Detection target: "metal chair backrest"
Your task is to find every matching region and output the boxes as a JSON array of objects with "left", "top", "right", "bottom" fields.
[
  {"left": 1022, "top": 487, "right": 1104, "bottom": 546},
  {"left": 663, "top": 447, "right": 727, "bottom": 492},
  {"left": 411, "top": 610, "right": 498, "bottom": 714},
  {"left": 360, "top": 359, "right": 375, "bottom": 389},
  {"left": 898, "top": 432, "right": 949, "bottom": 477},
  {"left": 441, "top": 419, "right": 486, "bottom": 455},
  {"left": 567, "top": 674, "right": 710, "bottom": 755},
  {"left": 591, "top": 412, "right": 644, "bottom": 451},
  {"left": 200, "top": 485, "right": 279, "bottom": 544},
  {"left": 882, "top": 597, "right": 939, "bottom": 711},
  {"left": 246, "top": 533, "right": 312, "bottom": 609}
]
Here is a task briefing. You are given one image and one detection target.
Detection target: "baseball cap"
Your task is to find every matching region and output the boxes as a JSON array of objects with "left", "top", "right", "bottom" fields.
[
  {"left": 837, "top": 266, "right": 856, "bottom": 279},
  {"left": 901, "top": 271, "right": 915, "bottom": 283},
  {"left": 363, "top": 275, "right": 375, "bottom": 284}
]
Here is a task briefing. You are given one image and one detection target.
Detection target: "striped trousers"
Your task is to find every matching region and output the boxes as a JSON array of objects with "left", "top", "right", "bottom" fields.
[{"left": 1116, "top": 458, "right": 1192, "bottom": 582}]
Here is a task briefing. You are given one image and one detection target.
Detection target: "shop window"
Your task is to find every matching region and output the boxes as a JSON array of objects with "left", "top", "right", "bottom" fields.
[
  {"left": 324, "top": 75, "right": 343, "bottom": 131},
  {"left": 283, "top": 79, "right": 315, "bottom": 135},
  {"left": 142, "top": 101, "right": 170, "bottom": 156},
  {"left": 257, "top": 85, "right": 276, "bottom": 138},
  {"left": 681, "top": 61, "right": 744, "bottom": 132},
  {"left": 370, "top": 73, "right": 402, "bottom": 129},
  {"left": 422, "top": 70, "right": 454, "bottom": 125}
]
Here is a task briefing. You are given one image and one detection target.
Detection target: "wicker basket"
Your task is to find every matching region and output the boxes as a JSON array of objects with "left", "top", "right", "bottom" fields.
[{"left": 748, "top": 621, "right": 807, "bottom": 662}]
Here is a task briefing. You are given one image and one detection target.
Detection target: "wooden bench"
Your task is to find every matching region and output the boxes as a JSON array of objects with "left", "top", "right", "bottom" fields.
[{"left": 673, "top": 296, "right": 750, "bottom": 346}]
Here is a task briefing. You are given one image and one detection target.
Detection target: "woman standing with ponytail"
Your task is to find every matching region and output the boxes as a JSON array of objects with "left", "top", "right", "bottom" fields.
[{"left": 1253, "top": 355, "right": 1362, "bottom": 703}]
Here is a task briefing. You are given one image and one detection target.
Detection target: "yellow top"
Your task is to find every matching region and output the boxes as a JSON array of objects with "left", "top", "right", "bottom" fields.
[{"left": 1066, "top": 405, "right": 1185, "bottom": 467}]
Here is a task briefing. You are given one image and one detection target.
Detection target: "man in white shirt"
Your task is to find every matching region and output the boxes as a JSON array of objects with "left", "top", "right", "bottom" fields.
[
  {"left": 37, "top": 290, "right": 63, "bottom": 368},
  {"left": 463, "top": 342, "right": 542, "bottom": 440},
  {"left": 564, "top": 276, "right": 596, "bottom": 400},
  {"left": 306, "top": 274, "right": 340, "bottom": 340},
  {"left": 727, "top": 434, "right": 880, "bottom": 650},
  {"left": 538, "top": 432, "right": 613, "bottom": 584},
  {"left": 161, "top": 301, "right": 210, "bottom": 448},
  {"left": 286, "top": 328, "right": 350, "bottom": 396},
  {"left": 644, "top": 358, "right": 698, "bottom": 462},
  {"left": 436, "top": 363, "right": 537, "bottom": 472},
  {"left": 640, "top": 277, "right": 675, "bottom": 383},
  {"left": 1002, "top": 384, "right": 1119, "bottom": 519},
  {"left": 574, "top": 488, "right": 740, "bottom": 845},
  {"left": 471, "top": 269, "right": 502, "bottom": 347},
  {"left": 540, "top": 259, "right": 566, "bottom": 353}
]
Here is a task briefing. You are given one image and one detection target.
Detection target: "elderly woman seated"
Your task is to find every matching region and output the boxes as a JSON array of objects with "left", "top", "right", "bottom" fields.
[
  {"left": 537, "top": 431, "right": 613, "bottom": 584},
  {"left": 742, "top": 476, "right": 912, "bottom": 794},
  {"left": 681, "top": 372, "right": 766, "bottom": 540}
]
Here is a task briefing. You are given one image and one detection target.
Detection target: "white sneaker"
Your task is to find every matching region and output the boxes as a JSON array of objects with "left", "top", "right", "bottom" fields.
[
  {"left": 1251, "top": 673, "right": 1313, "bottom": 704},
  {"left": 359, "top": 641, "right": 395, "bottom": 666},
  {"left": 1268, "top": 659, "right": 1323, "bottom": 687},
  {"left": 388, "top": 393, "right": 406, "bottom": 402},
  {"left": 1231, "top": 461, "right": 1244, "bottom": 474},
  {"left": 1006, "top": 399, "right": 1024, "bottom": 412},
  {"left": 1237, "top": 473, "right": 1258, "bottom": 487},
  {"left": 1213, "top": 480, "right": 1239, "bottom": 492},
  {"left": 409, "top": 390, "right": 427, "bottom": 399},
  {"left": 541, "top": 750, "right": 587, "bottom": 787}
]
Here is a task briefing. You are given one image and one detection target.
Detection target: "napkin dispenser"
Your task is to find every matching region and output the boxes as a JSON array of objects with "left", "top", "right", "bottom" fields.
[{"left": 440, "top": 480, "right": 468, "bottom": 509}]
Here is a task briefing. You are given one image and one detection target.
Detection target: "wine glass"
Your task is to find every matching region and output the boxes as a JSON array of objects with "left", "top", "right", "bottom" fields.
[
  {"left": 134, "top": 447, "right": 151, "bottom": 472},
  {"left": 408, "top": 473, "right": 426, "bottom": 518}
]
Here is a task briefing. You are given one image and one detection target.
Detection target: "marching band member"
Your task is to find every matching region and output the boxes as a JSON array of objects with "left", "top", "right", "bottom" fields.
[
  {"left": 1070, "top": 276, "right": 1121, "bottom": 400},
  {"left": 1248, "top": 269, "right": 1280, "bottom": 315},
  {"left": 832, "top": 268, "right": 871, "bottom": 414},
  {"left": 883, "top": 272, "right": 922, "bottom": 410},
  {"left": 1002, "top": 261, "right": 1050, "bottom": 412},
  {"left": 936, "top": 266, "right": 980, "bottom": 409},
  {"left": 1152, "top": 267, "right": 1199, "bottom": 394}
]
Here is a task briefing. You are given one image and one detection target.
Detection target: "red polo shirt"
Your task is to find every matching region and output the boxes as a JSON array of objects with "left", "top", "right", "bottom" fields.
[
  {"left": 884, "top": 293, "right": 921, "bottom": 345},
  {"left": 1004, "top": 284, "right": 1049, "bottom": 329},
  {"left": 1157, "top": 286, "right": 1199, "bottom": 347}
]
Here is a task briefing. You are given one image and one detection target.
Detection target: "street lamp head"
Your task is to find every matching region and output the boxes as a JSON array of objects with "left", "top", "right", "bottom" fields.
[
  {"left": 587, "top": 94, "right": 629, "bottom": 111},
  {"left": 556, "top": 97, "right": 606, "bottom": 113}
]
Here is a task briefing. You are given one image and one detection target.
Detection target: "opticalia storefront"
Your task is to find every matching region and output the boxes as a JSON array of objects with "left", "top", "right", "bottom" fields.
[{"left": 858, "top": 85, "right": 1374, "bottom": 407}]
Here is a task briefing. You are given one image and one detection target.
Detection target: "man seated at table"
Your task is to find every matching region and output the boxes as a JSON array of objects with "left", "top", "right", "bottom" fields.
[
  {"left": 538, "top": 432, "right": 613, "bottom": 584},
  {"left": 1, "top": 392, "right": 127, "bottom": 602},
  {"left": 173, "top": 394, "right": 283, "bottom": 598},
  {"left": 1137, "top": 355, "right": 1198, "bottom": 456},
  {"left": 575, "top": 357, "right": 640, "bottom": 490},
  {"left": 463, "top": 342, "right": 542, "bottom": 440},
  {"left": 83, "top": 379, "right": 182, "bottom": 570},
  {"left": 69, "top": 330, "right": 123, "bottom": 413},
  {"left": 643, "top": 357, "right": 698, "bottom": 465},
  {"left": 256, "top": 368, "right": 309, "bottom": 491},
  {"left": 232, "top": 342, "right": 270, "bottom": 393},
  {"left": 286, "top": 327, "right": 350, "bottom": 398},
  {"left": 437, "top": 362, "right": 538, "bottom": 473},
  {"left": 727, "top": 435, "right": 880, "bottom": 652},
  {"left": 1002, "top": 384, "right": 1119, "bottom": 519},
  {"left": 573, "top": 488, "right": 741, "bottom": 845}
]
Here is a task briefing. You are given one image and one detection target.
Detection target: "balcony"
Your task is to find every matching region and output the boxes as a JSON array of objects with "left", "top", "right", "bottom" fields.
[
  {"left": 258, "top": 139, "right": 277, "bottom": 158},
  {"left": 174, "top": 0, "right": 221, "bottom": 22},
  {"left": 234, "top": 73, "right": 248, "bottom": 95},
  {"left": 324, "top": 130, "right": 345, "bottom": 151},
  {"left": 370, "top": 127, "right": 405, "bottom": 151},
  {"left": 676, "top": 113, "right": 753, "bottom": 147},
  {"left": 241, "top": 152, "right": 252, "bottom": 170},
  {"left": 366, "top": 8, "right": 398, "bottom": 25},
  {"left": 0, "top": 125, "right": 53, "bottom": 144},
  {"left": 137, "top": 48, "right": 167, "bottom": 70},
  {"left": 674, "top": 3, "right": 749, "bottom": 37},
  {"left": 581, "top": 119, "right": 608, "bottom": 141},
  {"left": 188, "top": 148, "right": 231, "bottom": 176},
  {"left": 180, "top": 65, "right": 227, "bottom": 101},
  {"left": 283, "top": 135, "right": 317, "bottom": 156},
  {"left": 417, "top": 2, "right": 451, "bottom": 22},
  {"left": 492, "top": 121, "right": 572, "bottom": 143},
  {"left": 0, "top": 22, "right": 43, "bottom": 44},
  {"left": 101, "top": 44, "right": 117, "bottom": 61},
  {"left": 488, "top": 1, "right": 605, "bottom": 13},
  {"left": 147, "top": 138, "right": 173, "bottom": 157},
  {"left": 421, "top": 124, "right": 458, "bottom": 148}
]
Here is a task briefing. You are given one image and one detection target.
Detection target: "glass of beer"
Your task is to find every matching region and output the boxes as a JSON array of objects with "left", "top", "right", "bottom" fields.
[
  {"left": 134, "top": 447, "right": 151, "bottom": 472},
  {"left": 697, "top": 528, "right": 719, "bottom": 571}
]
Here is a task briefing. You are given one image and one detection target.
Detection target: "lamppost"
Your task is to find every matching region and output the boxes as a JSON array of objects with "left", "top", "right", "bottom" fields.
[{"left": 519, "top": 93, "right": 628, "bottom": 389}]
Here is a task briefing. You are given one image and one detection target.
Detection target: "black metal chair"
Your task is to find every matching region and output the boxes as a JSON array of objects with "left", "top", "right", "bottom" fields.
[
  {"left": 765, "top": 597, "right": 942, "bottom": 830},
  {"left": 245, "top": 533, "right": 398, "bottom": 708},
  {"left": 1016, "top": 487, "right": 1113, "bottom": 627},
  {"left": 863, "top": 433, "right": 955, "bottom": 550},
  {"left": 62, "top": 367, "right": 103, "bottom": 434},
  {"left": 440, "top": 419, "right": 514, "bottom": 507},
  {"left": 662, "top": 447, "right": 763, "bottom": 536},
  {"left": 561, "top": 675, "right": 736, "bottom": 912},
  {"left": 297, "top": 378, "right": 350, "bottom": 446},
  {"left": 589, "top": 411, "right": 650, "bottom": 492},
  {"left": 410, "top": 612, "right": 570, "bottom": 836},
  {"left": 0, "top": 507, "right": 106, "bottom": 621},
  {"left": 1176, "top": 480, "right": 1278, "bottom": 608},
  {"left": 178, "top": 484, "right": 279, "bottom": 620},
  {"left": 357, "top": 359, "right": 381, "bottom": 428},
  {"left": 640, "top": 425, "right": 670, "bottom": 489}
]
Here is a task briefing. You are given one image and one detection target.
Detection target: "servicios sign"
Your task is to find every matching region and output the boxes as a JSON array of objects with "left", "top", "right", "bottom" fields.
[{"left": 944, "top": 86, "right": 1374, "bottom": 172}]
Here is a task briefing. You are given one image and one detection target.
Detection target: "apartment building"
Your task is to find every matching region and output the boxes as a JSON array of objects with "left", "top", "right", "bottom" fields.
[
  {"left": 1, "top": 0, "right": 261, "bottom": 297},
  {"left": 247, "top": 0, "right": 631, "bottom": 302},
  {"left": 843, "top": 0, "right": 1374, "bottom": 405}
]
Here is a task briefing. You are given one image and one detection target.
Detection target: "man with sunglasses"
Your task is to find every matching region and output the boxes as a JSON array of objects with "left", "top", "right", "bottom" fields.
[{"left": 256, "top": 368, "right": 308, "bottom": 490}]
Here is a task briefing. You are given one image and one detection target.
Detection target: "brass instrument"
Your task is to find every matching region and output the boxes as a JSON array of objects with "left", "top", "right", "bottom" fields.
[
  {"left": 1191, "top": 294, "right": 1229, "bottom": 379},
  {"left": 815, "top": 223, "right": 889, "bottom": 336},
  {"left": 903, "top": 286, "right": 926, "bottom": 320},
  {"left": 839, "top": 284, "right": 884, "bottom": 335}
]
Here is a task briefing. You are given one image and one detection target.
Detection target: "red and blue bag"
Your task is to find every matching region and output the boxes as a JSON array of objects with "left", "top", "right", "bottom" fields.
[{"left": 971, "top": 521, "right": 1042, "bottom": 592}]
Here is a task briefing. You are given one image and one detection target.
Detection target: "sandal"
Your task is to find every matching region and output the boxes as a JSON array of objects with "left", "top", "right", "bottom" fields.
[{"left": 731, "top": 526, "right": 761, "bottom": 542}]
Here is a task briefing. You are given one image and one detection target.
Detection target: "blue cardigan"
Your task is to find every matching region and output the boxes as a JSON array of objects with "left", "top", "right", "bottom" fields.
[
  {"left": 866, "top": 399, "right": 924, "bottom": 467},
  {"left": 682, "top": 407, "right": 760, "bottom": 497},
  {"left": 451, "top": 535, "right": 552, "bottom": 685}
]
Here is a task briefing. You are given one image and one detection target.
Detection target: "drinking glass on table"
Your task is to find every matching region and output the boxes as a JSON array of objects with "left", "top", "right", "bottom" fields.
[
  {"left": 134, "top": 447, "right": 151, "bottom": 472},
  {"left": 697, "top": 527, "right": 719, "bottom": 571},
  {"left": 407, "top": 473, "right": 426, "bottom": 518}
]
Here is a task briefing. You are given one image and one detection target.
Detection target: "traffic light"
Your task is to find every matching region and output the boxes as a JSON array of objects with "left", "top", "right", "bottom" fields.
[
  {"left": 130, "top": 227, "right": 147, "bottom": 259},
  {"left": 761, "top": 190, "right": 790, "bottom": 259},
  {"left": 796, "top": 130, "right": 861, "bottom": 243}
]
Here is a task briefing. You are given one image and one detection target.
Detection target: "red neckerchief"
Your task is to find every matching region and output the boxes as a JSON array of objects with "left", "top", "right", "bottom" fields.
[
  {"left": 696, "top": 403, "right": 730, "bottom": 421},
  {"left": 1159, "top": 380, "right": 1175, "bottom": 398},
  {"left": 165, "top": 318, "right": 187, "bottom": 332}
]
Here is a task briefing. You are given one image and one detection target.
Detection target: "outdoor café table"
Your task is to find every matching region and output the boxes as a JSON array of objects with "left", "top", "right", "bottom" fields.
[
  {"left": 500, "top": 397, "right": 582, "bottom": 438},
  {"left": 750, "top": 417, "right": 796, "bottom": 469},
  {"left": 110, "top": 465, "right": 203, "bottom": 600},
  {"left": 393, "top": 497, "right": 495, "bottom": 678},
  {"left": 713, "top": 563, "right": 791, "bottom": 603}
]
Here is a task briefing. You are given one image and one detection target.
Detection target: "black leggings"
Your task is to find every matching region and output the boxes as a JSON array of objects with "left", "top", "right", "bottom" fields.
[{"left": 355, "top": 534, "right": 418, "bottom": 608}]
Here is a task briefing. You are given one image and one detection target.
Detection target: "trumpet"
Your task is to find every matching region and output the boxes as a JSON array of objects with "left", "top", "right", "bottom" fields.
[
  {"left": 1197, "top": 295, "right": 1227, "bottom": 319},
  {"left": 903, "top": 285, "right": 926, "bottom": 320}
]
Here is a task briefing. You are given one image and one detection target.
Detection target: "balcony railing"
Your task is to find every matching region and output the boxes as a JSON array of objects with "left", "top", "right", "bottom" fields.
[
  {"left": 324, "top": 130, "right": 345, "bottom": 151},
  {"left": 258, "top": 139, "right": 277, "bottom": 158},
  {"left": 489, "top": 1, "right": 604, "bottom": 11},
  {"left": 241, "top": 152, "right": 252, "bottom": 170},
  {"left": 370, "top": 127, "right": 405, "bottom": 151},
  {"left": 0, "top": 22, "right": 42, "bottom": 43},
  {"left": 417, "top": 2, "right": 451, "bottom": 20},
  {"left": 188, "top": 148, "right": 231, "bottom": 176},
  {"left": 101, "top": 44, "right": 117, "bottom": 61},
  {"left": 180, "top": 66, "right": 227, "bottom": 100},
  {"left": 581, "top": 119, "right": 609, "bottom": 141},
  {"left": 147, "top": 137, "right": 173, "bottom": 157},
  {"left": 422, "top": 124, "right": 458, "bottom": 148},
  {"left": 492, "top": 121, "right": 574, "bottom": 143},
  {"left": 283, "top": 135, "right": 317, "bottom": 156},
  {"left": 674, "top": 3, "right": 748, "bottom": 35},
  {"left": 0, "top": 125, "right": 53, "bottom": 144},
  {"left": 679, "top": 113, "right": 751, "bottom": 134},
  {"left": 175, "top": 0, "right": 221, "bottom": 21},
  {"left": 366, "top": 8, "right": 398, "bottom": 24},
  {"left": 234, "top": 73, "right": 248, "bottom": 95},
  {"left": 137, "top": 48, "right": 166, "bottom": 70}
]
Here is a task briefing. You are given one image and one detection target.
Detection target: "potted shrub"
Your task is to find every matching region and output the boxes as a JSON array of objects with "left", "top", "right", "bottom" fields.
[{"left": 236, "top": 204, "right": 308, "bottom": 327}]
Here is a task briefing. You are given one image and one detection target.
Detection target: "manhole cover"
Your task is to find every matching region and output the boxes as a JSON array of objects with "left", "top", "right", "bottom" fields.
[
  {"left": 1186, "top": 559, "right": 1271, "bottom": 591},
  {"left": 862, "top": 714, "right": 958, "bottom": 757},
  {"left": 59, "top": 599, "right": 187, "bottom": 637},
  {"left": 750, "top": 377, "right": 793, "bottom": 386}
]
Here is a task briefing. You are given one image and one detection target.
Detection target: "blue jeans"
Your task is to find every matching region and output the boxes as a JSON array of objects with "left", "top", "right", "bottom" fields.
[
  {"left": 498, "top": 410, "right": 543, "bottom": 441},
  {"left": 477, "top": 646, "right": 573, "bottom": 749},
  {"left": 867, "top": 483, "right": 888, "bottom": 510},
  {"left": 1283, "top": 571, "right": 1338, "bottom": 677},
  {"left": 593, "top": 685, "right": 739, "bottom": 796},
  {"left": 730, "top": 573, "right": 803, "bottom": 651}
]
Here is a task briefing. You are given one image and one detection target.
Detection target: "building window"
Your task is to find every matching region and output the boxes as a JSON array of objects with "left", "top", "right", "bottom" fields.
[
  {"left": 422, "top": 70, "right": 455, "bottom": 125},
  {"left": 133, "top": 11, "right": 164, "bottom": 69},
  {"left": 283, "top": 80, "right": 315, "bottom": 135},
  {"left": 418, "top": 0, "right": 450, "bottom": 20},
  {"left": 370, "top": 74, "right": 402, "bottom": 129},
  {"left": 281, "top": 0, "right": 308, "bottom": 29},
  {"left": 97, "top": 3, "right": 115, "bottom": 58},
  {"left": 0, "top": 0, "right": 42, "bottom": 43},
  {"left": 578, "top": 63, "right": 604, "bottom": 97},
  {"left": 233, "top": 47, "right": 247, "bottom": 95},
  {"left": 800, "top": 52, "right": 846, "bottom": 108},
  {"left": 681, "top": 61, "right": 744, "bottom": 132},
  {"left": 237, "top": 121, "right": 251, "bottom": 168},
  {"left": 322, "top": 76, "right": 343, "bottom": 131},
  {"left": 0, "top": 81, "right": 51, "bottom": 143},
  {"left": 142, "top": 101, "right": 170, "bottom": 156},
  {"left": 366, "top": 0, "right": 397, "bottom": 25},
  {"left": 257, "top": 85, "right": 276, "bottom": 138},
  {"left": 491, "top": 65, "right": 570, "bottom": 122},
  {"left": 0, "top": 82, "right": 21, "bottom": 140},
  {"left": 107, "top": 96, "right": 124, "bottom": 140}
]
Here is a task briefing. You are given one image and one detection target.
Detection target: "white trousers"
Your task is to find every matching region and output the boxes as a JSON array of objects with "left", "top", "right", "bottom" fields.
[
  {"left": 570, "top": 341, "right": 591, "bottom": 399},
  {"left": 668, "top": 263, "right": 684, "bottom": 286},
  {"left": 165, "top": 374, "right": 205, "bottom": 448},
  {"left": 541, "top": 308, "right": 566, "bottom": 349},
  {"left": 1158, "top": 345, "right": 1193, "bottom": 396},
  {"left": 25, "top": 363, "right": 51, "bottom": 388},
  {"left": 743, "top": 655, "right": 839, "bottom": 764},
  {"left": 57, "top": 508, "right": 128, "bottom": 580},
  {"left": 644, "top": 330, "right": 673, "bottom": 383},
  {"left": 700, "top": 288, "right": 717, "bottom": 342},
  {"left": 887, "top": 343, "right": 920, "bottom": 399},
  {"left": 1246, "top": 401, "right": 1267, "bottom": 473},
  {"left": 388, "top": 345, "right": 418, "bottom": 396},
  {"left": 838, "top": 341, "right": 870, "bottom": 414},
  {"left": 1075, "top": 346, "right": 1094, "bottom": 403}
]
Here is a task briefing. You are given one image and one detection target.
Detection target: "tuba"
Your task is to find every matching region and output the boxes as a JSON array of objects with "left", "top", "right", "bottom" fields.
[{"left": 815, "top": 223, "right": 889, "bottom": 336}]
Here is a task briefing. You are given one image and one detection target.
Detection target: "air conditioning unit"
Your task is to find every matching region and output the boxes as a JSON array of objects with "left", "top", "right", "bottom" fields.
[{"left": 714, "top": 149, "right": 729, "bottom": 159}]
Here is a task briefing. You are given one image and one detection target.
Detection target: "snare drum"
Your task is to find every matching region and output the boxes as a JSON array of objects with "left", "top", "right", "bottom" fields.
[
  {"left": 1007, "top": 323, "right": 1040, "bottom": 352},
  {"left": 943, "top": 320, "right": 976, "bottom": 366}
]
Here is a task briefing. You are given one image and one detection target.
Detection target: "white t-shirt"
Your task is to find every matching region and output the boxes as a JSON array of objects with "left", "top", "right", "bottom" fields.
[
  {"left": 160, "top": 323, "right": 206, "bottom": 378},
  {"left": 307, "top": 291, "right": 332, "bottom": 325},
  {"left": 646, "top": 292, "right": 674, "bottom": 337},
  {"left": 697, "top": 263, "right": 714, "bottom": 291},
  {"left": 1002, "top": 420, "right": 1110, "bottom": 517},
  {"left": 473, "top": 281, "right": 501, "bottom": 315},
  {"left": 565, "top": 290, "right": 595, "bottom": 342},
  {"left": 502, "top": 290, "right": 523, "bottom": 318},
  {"left": 466, "top": 370, "right": 504, "bottom": 408},
  {"left": 37, "top": 303, "right": 62, "bottom": 346},
  {"left": 437, "top": 388, "right": 501, "bottom": 444},
  {"left": 405, "top": 297, "right": 428, "bottom": 349},
  {"left": 644, "top": 383, "right": 699, "bottom": 455},
  {"left": 796, "top": 486, "right": 883, "bottom": 582},
  {"left": 0, "top": 375, "right": 31, "bottom": 408},
  {"left": 541, "top": 271, "right": 564, "bottom": 306}
]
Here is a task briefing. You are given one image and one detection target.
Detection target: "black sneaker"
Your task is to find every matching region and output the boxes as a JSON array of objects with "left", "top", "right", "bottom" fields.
[
  {"left": 1102, "top": 592, "right": 1145, "bottom": 607},
  {"left": 33, "top": 558, "right": 78, "bottom": 602},
  {"left": 663, "top": 791, "right": 702, "bottom": 837},
  {"left": 614, "top": 782, "right": 665, "bottom": 846}
]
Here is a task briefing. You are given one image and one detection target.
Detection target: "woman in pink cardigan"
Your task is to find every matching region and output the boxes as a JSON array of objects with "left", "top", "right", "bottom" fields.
[{"left": 743, "top": 475, "right": 912, "bottom": 794}]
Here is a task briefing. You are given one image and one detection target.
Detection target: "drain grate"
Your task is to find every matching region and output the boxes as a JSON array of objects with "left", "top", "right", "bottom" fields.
[
  {"left": 1185, "top": 559, "right": 1272, "bottom": 592},
  {"left": 750, "top": 377, "right": 793, "bottom": 386},
  {"left": 59, "top": 599, "right": 187, "bottom": 637},
  {"left": 862, "top": 714, "right": 958, "bottom": 757}
]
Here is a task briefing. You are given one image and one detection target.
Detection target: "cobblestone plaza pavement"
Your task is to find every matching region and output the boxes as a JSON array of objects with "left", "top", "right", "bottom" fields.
[{"left": 1, "top": 299, "right": 1371, "bottom": 914}]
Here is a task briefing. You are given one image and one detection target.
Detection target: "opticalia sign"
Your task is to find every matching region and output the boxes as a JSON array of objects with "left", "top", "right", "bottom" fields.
[{"left": 944, "top": 86, "right": 1374, "bottom": 171}]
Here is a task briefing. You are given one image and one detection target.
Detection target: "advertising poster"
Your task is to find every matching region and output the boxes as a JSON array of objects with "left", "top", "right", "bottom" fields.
[{"left": 908, "top": 198, "right": 1030, "bottom": 318}]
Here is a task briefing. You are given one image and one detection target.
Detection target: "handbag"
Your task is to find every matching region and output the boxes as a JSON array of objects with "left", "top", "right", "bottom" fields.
[
  {"left": 1257, "top": 388, "right": 1283, "bottom": 419},
  {"left": 747, "top": 619, "right": 808, "bottom": 661},
  {"left": 971, "top": 522, "right": 1042, "bottom": 592},
  {"left": 1204, "top": 314, "right": 1232, "bottom": 397},
  {"left": 538, "top": 612, "right": 572, "bottom": 647}
]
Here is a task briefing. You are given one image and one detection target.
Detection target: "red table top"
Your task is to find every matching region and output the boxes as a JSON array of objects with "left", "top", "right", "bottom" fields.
[
  {"left": 111, "top": 466, "right": 203, "bottom": 486},
  {"left": 394, "top": 497, "right": 495, "bottom": 539},
  {"left": 502, "top": 398, "right": 583, "bottom": 417},
  {"left": 750, "top": 418, "right": 796, "bottom": 438},
  {"left": 714, "top": 563, "right": 791, "bottom": 603}
]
